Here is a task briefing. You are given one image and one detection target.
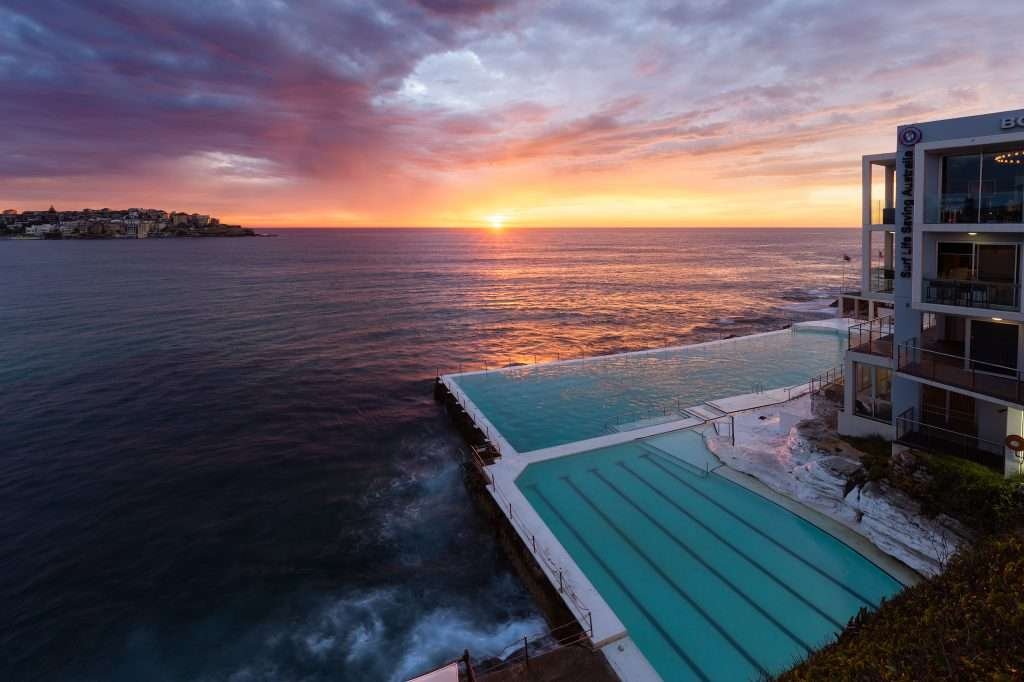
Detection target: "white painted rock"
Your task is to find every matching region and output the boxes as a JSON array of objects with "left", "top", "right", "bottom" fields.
[{"left": 844, "top": 481, "right": 965, "bottom": 576}]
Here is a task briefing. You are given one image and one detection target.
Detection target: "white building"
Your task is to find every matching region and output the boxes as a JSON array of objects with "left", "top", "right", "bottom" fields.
[
  {"left": 25, "top": 223, "right": 57, "bottom": 236},
  {"left": 839, "top": 108, "right": 1024, "bottom": 476}
]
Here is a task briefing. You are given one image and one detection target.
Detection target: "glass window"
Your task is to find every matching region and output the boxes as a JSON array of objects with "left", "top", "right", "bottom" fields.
[
  {"left": 853, "top": 363, "right": 892, "bottom": 422},
  {"left": 936, "top": 242, "right": 973, "bottom": 279},
  {"left": 941, "top": 154, "right": 981, "bottom": 223},
  {"left": 980, "top": 150, "right": 1024, "bottom": 223},
  {"left": 875, "top": 367, "right": 892, "bottom": 402},
  {"left": 976, "top": 244, "right": 1017, "bottom": 283},
  {"left": 970, "top": 320, "right": 1018, "bottom": 375}
]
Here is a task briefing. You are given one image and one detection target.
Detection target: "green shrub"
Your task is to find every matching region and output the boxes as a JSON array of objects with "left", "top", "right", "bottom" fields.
[
  {"left": 778, "top": 534, "right": 1024, "bottom": 681},
  {"left": 892, "top": 452, "right": 1024, "bottom": 535},
  {"left": 841, "top": 435, "right": 1024, "bottom": 535}
]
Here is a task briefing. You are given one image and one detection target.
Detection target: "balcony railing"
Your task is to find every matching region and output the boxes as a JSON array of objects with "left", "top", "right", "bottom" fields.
[
  {"left": 848, "top": 316, "right": 894, "bottom": 358},
  {"left": 895, "top": 408, "right": 1005, "bottom": 473},
  {"left": 921, "top": 278, "right": 1019, "bottom": 311},
  {"left": 871, "top": 201, "right": 896, "bottom": 225},
  {"left": 924, "top": 191, "right": 1024, "bottom": 225},
  {"left": 869, "top": 267, "right": 894, "bottom": 294},
  {"left": 896, "top": 340, "right": 1024, "bottom": 405}
]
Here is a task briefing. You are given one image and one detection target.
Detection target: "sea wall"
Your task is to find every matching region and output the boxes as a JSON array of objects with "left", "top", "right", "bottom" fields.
[{"left": 434, "top": 379, "right": 585, "bottom": 636}]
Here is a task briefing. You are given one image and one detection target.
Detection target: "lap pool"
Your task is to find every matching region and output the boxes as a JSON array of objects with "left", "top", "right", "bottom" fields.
[
  {"left": 516, "top": 431, "right": 902, "bottom": 681},
  {"left": 451, "top": 326, "right": 846, "bottom": 453}
]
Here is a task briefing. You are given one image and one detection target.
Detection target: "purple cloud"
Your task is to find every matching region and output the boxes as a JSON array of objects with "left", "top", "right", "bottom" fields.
[{"left": 0, "top": 0, "right": 1021, "bottom": 223}]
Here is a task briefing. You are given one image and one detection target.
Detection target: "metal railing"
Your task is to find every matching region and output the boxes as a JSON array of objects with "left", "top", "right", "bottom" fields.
[
  {"left": 444, "top": 383, "right": 500, "bottom": 451},
  {"left": 464, "top": 449, "right": 593, "bottom": 627},
  {"left": 848, "top": 316, "right": 894, "bottom": 357},
  {"left": 809, "top": 366, "right": 844, "bottom": 397},
  {"left": 921, "top": 278, "right": 1020, "bottom": 311},
  {"left": 472, "top": 618, "right": 594, "bottom": 678},
  {"left": 604, "top": 398, "right": 689, "bottom": 431},
  {"left": 896, "top": 340, "right": 1024, "bottom": 404},
  {"left": 895, "top": 407, "right": 1005, "bottom": 473},
  {"left": 869, "top": 267, "right": 894, "bottom": 294},
  {"left": 602, "top": 380, "right": 809, "bottom": 435},
  {"left": 712, "top": 414, "right": 736, "bottom": 447}
]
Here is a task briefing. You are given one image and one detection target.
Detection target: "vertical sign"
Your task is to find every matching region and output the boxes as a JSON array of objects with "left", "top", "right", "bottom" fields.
[{"left": 897, "top": 126, "right": 921, "bottom": 278}]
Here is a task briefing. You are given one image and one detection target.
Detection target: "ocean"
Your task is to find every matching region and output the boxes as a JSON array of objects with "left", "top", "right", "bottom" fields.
[{"left": 0, "top": 228, "right": 859, "bottom": 681}]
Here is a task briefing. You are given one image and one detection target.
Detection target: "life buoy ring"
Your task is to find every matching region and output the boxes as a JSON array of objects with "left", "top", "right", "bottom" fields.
[{"left": 1005, "top": 435, "right": 1024, "bottom": 452}]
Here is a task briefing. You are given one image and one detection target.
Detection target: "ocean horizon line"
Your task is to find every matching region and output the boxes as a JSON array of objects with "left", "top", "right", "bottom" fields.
[{"left": 242, "top": 225, "right": 861, "bottom": 230}]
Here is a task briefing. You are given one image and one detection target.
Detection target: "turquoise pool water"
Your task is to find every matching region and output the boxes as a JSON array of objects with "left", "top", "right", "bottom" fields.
[
  {"left": 517, "top": 432, "right": 902, "bottom": 682},
  {"left": 453, "top": 327, "right": 845, "bottom": 452}
]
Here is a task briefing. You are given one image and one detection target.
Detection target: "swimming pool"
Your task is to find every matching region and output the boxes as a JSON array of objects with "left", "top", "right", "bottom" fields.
[
  {"left": 516, "top": 431, "right": 902, "bottom": 681},
  {"left": 452, "top": 327, "right": 845, "bottom": 452}
]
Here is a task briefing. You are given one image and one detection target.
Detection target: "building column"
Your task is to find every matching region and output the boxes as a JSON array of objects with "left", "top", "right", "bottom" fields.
[
  {"left": 892, "top": 140, "right": 922, "bottom": 430},
  {"left": 1007, "top": 408, "right": 1024, "bottom": 477},
  {"left": 885, "top": 166, "right": 895, "bottom": 209},
  {"left": 862, "top": 229, "right": 871, "bottom": 295}
]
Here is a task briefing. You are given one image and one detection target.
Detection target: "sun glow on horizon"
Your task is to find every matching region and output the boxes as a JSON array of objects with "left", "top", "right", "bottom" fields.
[{"left": 486, "top": 214, "right": 506, "bottom": 230}]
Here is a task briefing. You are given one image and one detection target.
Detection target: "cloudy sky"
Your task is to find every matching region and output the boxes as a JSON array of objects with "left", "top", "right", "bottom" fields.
[{"left": 2, "top": 1, "right": 1022, "bottom": 227}]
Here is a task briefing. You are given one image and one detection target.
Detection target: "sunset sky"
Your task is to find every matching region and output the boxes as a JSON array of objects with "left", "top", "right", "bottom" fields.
[{"left": 2, "top": 1, "right": 1022, "bottom": 228}]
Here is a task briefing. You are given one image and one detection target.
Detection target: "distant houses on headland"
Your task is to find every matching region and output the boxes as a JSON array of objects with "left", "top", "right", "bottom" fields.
[{"left": 0, "top": 206, "right": 257, "bottom": 239}]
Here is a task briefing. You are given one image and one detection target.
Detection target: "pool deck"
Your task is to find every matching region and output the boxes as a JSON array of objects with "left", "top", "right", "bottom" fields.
[{"left": 439, "top": 318, "right": 917, "bottom": 682}]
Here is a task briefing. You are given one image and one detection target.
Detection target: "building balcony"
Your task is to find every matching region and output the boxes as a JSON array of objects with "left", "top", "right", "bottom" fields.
[
  {"left": 895, "top": 409, "right": 1005, "bottom": 473},
  {"left": 921, "top": 278, "right": 1020, "bottom": 312},
  {"left": 848, "top": 315, "right": 894, "bottom": 358},
  {"left": 896, "top": 340, "right": 1024, "bottom": 406}
]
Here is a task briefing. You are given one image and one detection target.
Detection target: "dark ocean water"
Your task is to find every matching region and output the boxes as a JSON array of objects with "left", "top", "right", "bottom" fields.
[{"left": 0, "top": 228, "right": 859, "bottom": 682}]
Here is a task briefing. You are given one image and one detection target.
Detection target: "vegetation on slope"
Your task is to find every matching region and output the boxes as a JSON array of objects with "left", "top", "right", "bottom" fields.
[
  {"left": 778, "top": 533, "right": 1024, "bottom": 681},
  {"left": 843, "top": 435, "right": 1024, "bottom": 534}
]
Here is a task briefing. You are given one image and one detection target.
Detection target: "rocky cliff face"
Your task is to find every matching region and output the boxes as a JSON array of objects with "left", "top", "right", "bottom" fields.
[{"left": 707, "top": 399, "right": 970, "bottom": 577}]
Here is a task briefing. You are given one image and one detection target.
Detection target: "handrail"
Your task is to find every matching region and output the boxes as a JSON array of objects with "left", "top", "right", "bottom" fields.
[
  {"left": 603, "top": 397, "right": 689, "bottom": 430},
  {"left": 472, "top": 618, "right": 593, "bottom": 676},
  {"left": 848, "top": 315, "right": 894, "bottom": 357},
  {"left": 895, "top": 409, "right": 1006, "bottom": 472},
  {"left": 603, "top": 379, "right": 816, "bottom": 433},
  {"left": 473, "top": 457, "right": 593, "bottom": 627},
  {"left": 896, "top": 414, "right": 1005, "bottom": 450},
  {"left": 921, "top": 277, "right": 1020, "bottom": 311},
  {"left": 809, "top": 365, "right": 844, "bottom": 395},
  {"left": 898, "top": 341, "right": 1021, "bottom": 376},
  {"left": 897, "top": 340, "right": 1024, "bottom": 404}
]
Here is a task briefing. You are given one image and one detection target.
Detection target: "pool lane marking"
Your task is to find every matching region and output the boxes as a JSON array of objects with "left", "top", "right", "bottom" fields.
[
  {"left": 615, "top": 460, "right": 844, "bottom": 630},
  {"left": 589, "top": 468, "right": 815, "bottom": 654},
  {"left": 641, "top": 452, "right": 877, "bottom": 607},
  {"left": 524, "top": 484, "right": 711, "bottom": 682},
  {"left": 560, "top": 475, "right": 768, "bottom": 678}
]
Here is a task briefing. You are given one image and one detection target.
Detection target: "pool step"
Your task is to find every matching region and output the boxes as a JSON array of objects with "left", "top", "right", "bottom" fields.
[
  {"left": 685, "top": 403, "right": 729, "bottom": 421},
  {"left": 607, "top": 412, "right": 689, "bottom": 433},
  {"left": 636, "top": 441, "right": 713, "bottom": 478}
]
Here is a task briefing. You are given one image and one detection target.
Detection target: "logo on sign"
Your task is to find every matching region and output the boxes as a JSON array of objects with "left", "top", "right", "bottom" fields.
[
  {"left": 899, "top": 126, "right": 923, "bottom": 146},
  {"left": 1002, "top": 116, "right": 1024, "bottom": 130}
]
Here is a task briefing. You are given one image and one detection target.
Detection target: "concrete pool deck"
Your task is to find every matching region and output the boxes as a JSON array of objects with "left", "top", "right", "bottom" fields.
[{"left": 439, "top": 318, "right": 919, "bottom": 681}]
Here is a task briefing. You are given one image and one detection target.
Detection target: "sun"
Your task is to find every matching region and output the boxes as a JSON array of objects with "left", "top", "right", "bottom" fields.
[{"left": 486, "top": 214, "right": 506, "bottom": 230}]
